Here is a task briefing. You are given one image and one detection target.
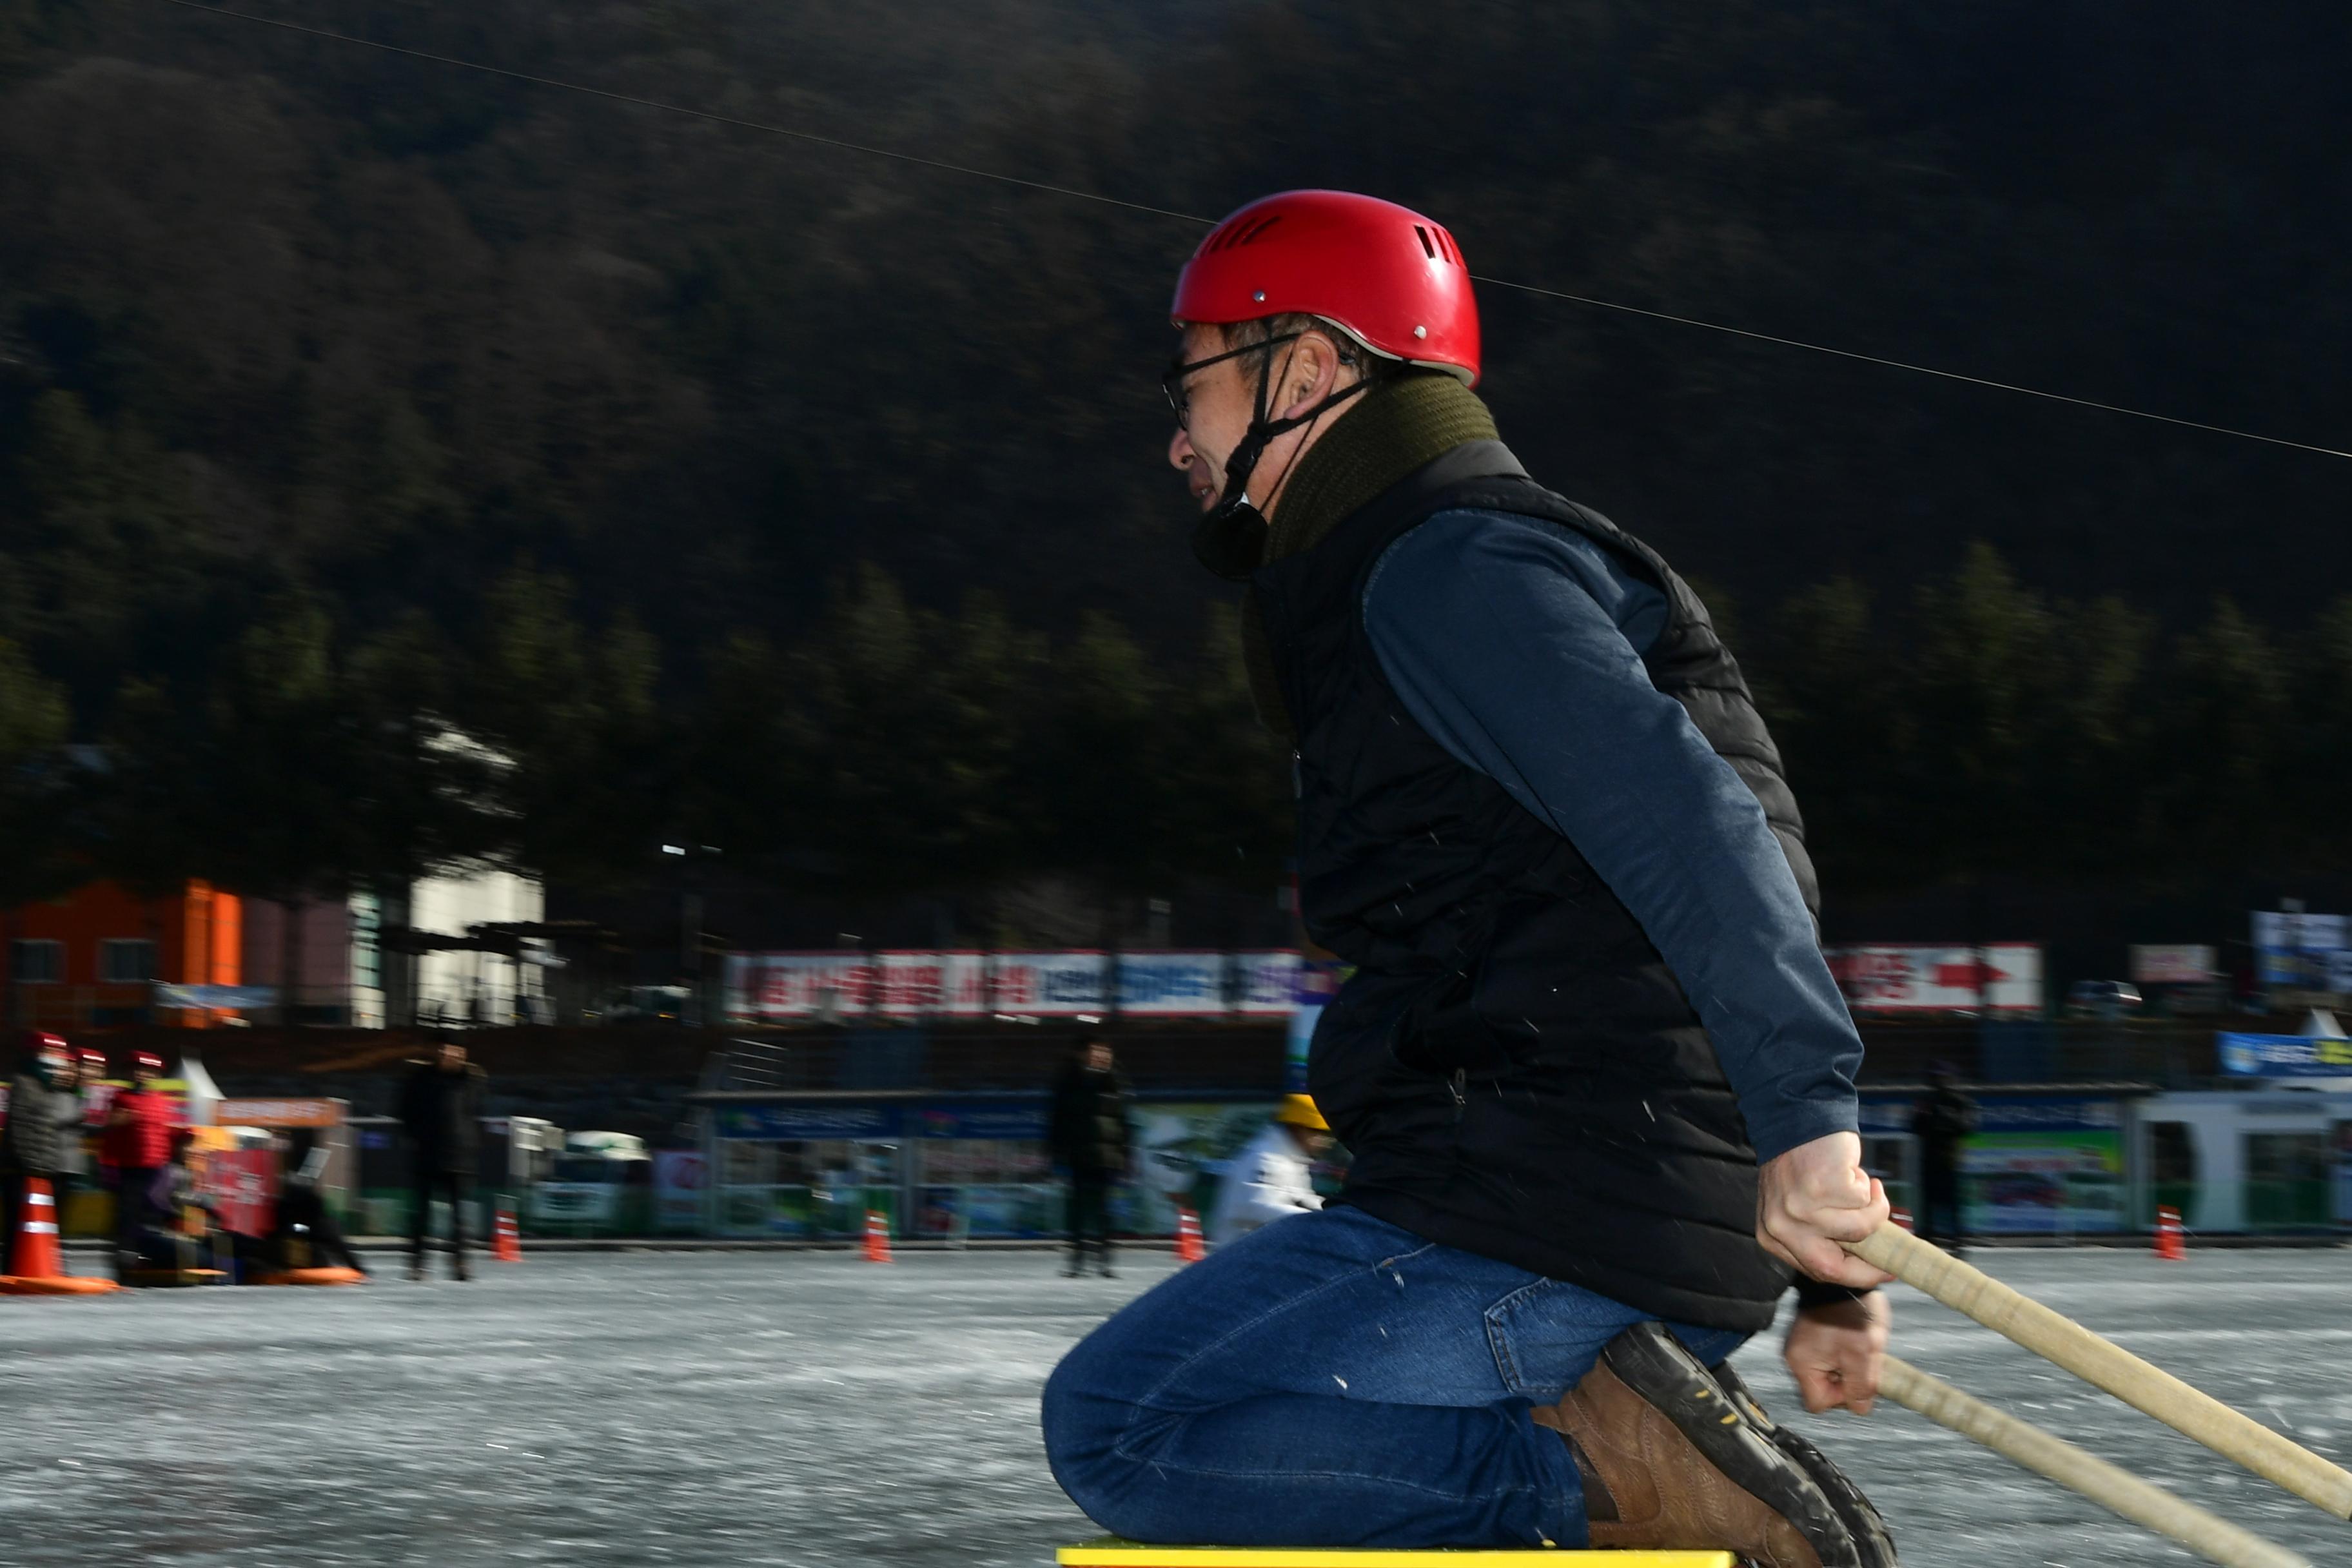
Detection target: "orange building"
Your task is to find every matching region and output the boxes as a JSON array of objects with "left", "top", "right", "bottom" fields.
[{"left": 1, "top": 881, "right": 242, "bottom": 1032}]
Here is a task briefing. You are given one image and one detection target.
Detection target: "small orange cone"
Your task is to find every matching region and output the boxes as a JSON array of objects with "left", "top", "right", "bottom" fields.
[
  {"left": 1173, "top": 1206, "right": 1206, "bottom": 1264},
  {"left": 0, "top": 1178, "right": 119, "bottom": 1296},
  {"left": 2155, "top": 1204, "right": 2188, "bottom": 1261},
  {"left": 1891, "top": 1206, "right": 1916, "bottom": 1234},
  {"left": 862, "top": 1208, "right": 893, "bottom": 1264},
  {"left": 492, "top": 1206, "right": 523, "bottom": 1263}
]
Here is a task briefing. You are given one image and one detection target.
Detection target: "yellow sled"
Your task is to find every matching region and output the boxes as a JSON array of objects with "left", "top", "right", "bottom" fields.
[{"left": 1058, "top": 1545, "right": 1734, "bottom": 1566}]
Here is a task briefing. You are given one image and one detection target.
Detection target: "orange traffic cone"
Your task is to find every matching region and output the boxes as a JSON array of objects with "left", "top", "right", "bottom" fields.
[
  {"left": 1891, "top": 1206, "right": 1916, "bottom": 1234},
  {"left": 0, "top": 1178, "right": 119, "bottom": 1296},
  {"left": 492, "top": 1206, "right": 523, "bottom": 1263},
  {"left": 2155, "top": 1204, "right": 2188, "bottom": 1261},
  {"left": 862, "top": 1208, "right": 893, "bottom": 1264},
  {"left": 1173, "top": 1206, "right": 1206, "bottom": 1264}
]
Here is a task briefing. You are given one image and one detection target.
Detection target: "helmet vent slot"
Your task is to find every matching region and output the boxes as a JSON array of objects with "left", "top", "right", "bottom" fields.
[
  {"left": 1414, "top": 225, "right": 1437, "bottom": 260},
  {"left": 1213, "top": 213, "right": 1284, "bottom": 252}
]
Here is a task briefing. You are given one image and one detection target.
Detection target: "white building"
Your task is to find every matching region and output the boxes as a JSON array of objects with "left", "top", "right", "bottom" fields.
[{"left": 241, "top": 865, "right": 550, "bottom": 1028}]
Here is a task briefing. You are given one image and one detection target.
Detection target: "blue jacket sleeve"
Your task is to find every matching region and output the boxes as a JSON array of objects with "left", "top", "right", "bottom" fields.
[{"left": 1362, "top": 509, "right": 1861, "bottom": 1164}]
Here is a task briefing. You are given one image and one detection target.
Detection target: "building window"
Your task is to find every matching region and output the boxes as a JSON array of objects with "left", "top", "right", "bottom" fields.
[
  {"left": 352, "top": 891, "right": 382, "bottom": 992},
  {"left": 98, "top": 939, "right": 157, "bottom": 984},
  {"left": 9, "top": 939, "right": 64, "bottom": 983}
]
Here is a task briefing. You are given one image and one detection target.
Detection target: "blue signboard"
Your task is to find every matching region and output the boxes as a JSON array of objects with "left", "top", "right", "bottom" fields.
[
  {"left": 2217, "top": 1032, "right": 2352, "bottom": 1079},
  {"left": 1858, "top": 1093, "right": 2121, "bottom": 1135},
  {"left": 713, "top": 1104, "right": 904, "bottom": 1141},
  {"left": 917, "top": 1103, "right": 1050, "bottom": 1141}
]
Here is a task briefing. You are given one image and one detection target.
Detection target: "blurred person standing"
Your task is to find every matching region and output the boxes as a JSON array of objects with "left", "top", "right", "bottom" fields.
[
  {"left": 1910, "top": 1063, "right": 1977, "bottom": 1257},
  {"left": 398, "top": 1036, "right": 485, "bottom": 1280},
  {"left": 1206, "top": 1094, "right": 1329, "bottom": 1246},
  {"left": 3, "top": 1033, "right": 84, "bottom": 1248},
  {"left": 1048, "top": 1035, "right": 1131, "bottom": 1279},
  {"left": 101, "top": 1050, "right": 177, "bottom": 1269}
]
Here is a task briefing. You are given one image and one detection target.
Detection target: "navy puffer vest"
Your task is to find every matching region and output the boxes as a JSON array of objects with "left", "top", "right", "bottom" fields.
[{"left": 1252, "top": 441, "right": 1816, "bottom": 1329}]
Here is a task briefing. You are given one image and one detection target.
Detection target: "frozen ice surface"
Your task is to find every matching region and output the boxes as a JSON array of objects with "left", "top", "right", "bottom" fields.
[{"left": 1, "top": 1249, "right": 2347, "bottom": 1566}]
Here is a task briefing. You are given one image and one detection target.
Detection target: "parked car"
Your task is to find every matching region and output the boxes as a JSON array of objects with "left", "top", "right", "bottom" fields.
[{"left": 2065, "top": 979, "right": 2144, "bottom": 1019}]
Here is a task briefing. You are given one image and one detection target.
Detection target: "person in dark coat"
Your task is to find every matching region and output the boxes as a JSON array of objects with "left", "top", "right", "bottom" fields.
[
  {"left": 397, "top": 1036, "right": 486, "bottom": 1280},
  {"left": 271, "top": 1127, "right": 368, "bottom": 1275},
  {"left": 2, "top": 1033, "right": 83, "bottom": 1257},
  {"left": 1911, "top": 1063, "right": 1978, "bottom": 1256},
  {"left": 1048, "top": 1036, "right": 1132, "bottom": 1278}
]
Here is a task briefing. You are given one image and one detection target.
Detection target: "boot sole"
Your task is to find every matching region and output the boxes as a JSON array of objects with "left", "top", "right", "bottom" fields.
[
  {"left": 1712, "top": 1362, "right": 1900, "bottom": 1567},
  {"left": 1598, "top": 1324, "right": 1862, "bottom": 1568}
]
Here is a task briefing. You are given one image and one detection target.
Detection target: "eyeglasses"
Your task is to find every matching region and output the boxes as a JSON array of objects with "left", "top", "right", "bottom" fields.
[{"left": 1161, "top": 333, "right": 1301, "bottom": 429}]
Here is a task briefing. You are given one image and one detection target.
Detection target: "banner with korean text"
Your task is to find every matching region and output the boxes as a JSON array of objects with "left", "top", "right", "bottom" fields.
[{"left": 725, "top": 951, "right": 1302, "bottom": 1022}]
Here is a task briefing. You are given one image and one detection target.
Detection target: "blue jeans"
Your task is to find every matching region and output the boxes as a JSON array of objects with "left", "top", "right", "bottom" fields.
[{"left": 1041, "top": 1205, "right": 1748, "bottom": 1549}]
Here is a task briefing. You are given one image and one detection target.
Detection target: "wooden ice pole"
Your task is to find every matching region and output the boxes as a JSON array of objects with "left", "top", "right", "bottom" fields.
[
  {"left": 1879, "top": 1355, "right": 2309, "bottom": 1568},
  {"left": 1847, "top": 1222, "right": 2352, "bottom": 1520}
]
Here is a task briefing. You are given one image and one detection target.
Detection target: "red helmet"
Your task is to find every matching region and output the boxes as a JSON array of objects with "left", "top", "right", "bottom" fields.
[
  {"left": 132, "top": 1050, "right": 164, "bottom": 1076},
  {"left": 1170, "top": 190, "right": 1482, "bottom": 386},
  {"left": 24, "top": 1030, "right": 70, "bottom": 1064}
]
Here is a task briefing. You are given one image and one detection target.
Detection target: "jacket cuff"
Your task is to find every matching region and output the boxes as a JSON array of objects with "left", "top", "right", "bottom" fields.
[
  {"left": 1745, "top": 1096, "right": 1859, "bottom": 1167},
  {"left": 1792, "top": 1275, "right": 1877, "bottom": 1310}
]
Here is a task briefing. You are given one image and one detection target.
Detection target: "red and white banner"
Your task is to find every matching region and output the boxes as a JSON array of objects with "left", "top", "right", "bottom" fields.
[
  {"left": 730, "top": 954, "right": 877, "bottom": 1018},
  {"left": 1824, "top": 943, "right": 2043, "bottom": 1014},
  {"left": 876, "top": 952, "right": 991, "bottom": 1015},
  {"left": 725, "top": 950, "right": 1304, "bottom": 1021}
]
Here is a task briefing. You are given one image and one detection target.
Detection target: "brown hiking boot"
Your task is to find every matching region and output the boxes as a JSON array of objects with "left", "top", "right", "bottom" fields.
[
  {"left": 1711, "top": 1361, "right": 1899, "bottom": 1566},
  {"left": 1533, "top": 1323, "right": 1860, "bottom": 1568}
]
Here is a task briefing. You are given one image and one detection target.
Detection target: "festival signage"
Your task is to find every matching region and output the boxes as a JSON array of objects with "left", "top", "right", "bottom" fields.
[
  {"left": 2130, "top": 945, "right": 2218, "bottom": 986},
  {"left": 724, "top": 953, "right": 876, "bottom": 1019},
  {"left": 1859, "top": 1092, "right": 2127, "bottom": 1234},
  {"left": 213, "top": 1097, "right": 342, "bottom": 1128},
  {"left": 2217, "top": 1032, "right": 2352, "bottom": 1079},
  {"left": 987, "top": 952, "right": 1112, "bottom": 1015},
  {"left": 196, "top": 1147, "right": 279, "bottom": 1238},
  {"left": 1236, "top": 951, "right": 1304, "bottom": 1015},
  {"left": 1117, "top": 951, "right": 1229, "bottom": 1015},
  {"left": 916, "top": 1103, "right": 1052, "bottom": 1141},
  {"left": 2252, "top": 911, "right": 2348, "bottom": 992},
  {"left": 1823, "top": 943, "right": 2043, "bottom": 1014},
  {"left": 153, "top": 984, "right": 279, "bottom": 1011},
  {"left": 652, "top": 1149, "right": 707, "bottom": 1233},
  {"left": 875, "top": 952, "right": 989, "bottom": 1016},
  {"left": 710, "top": 1102, "right": 904, "bottom": 1141},
  {"left": 725, "top": 950, "right": 1306, "bottom": 1021}
]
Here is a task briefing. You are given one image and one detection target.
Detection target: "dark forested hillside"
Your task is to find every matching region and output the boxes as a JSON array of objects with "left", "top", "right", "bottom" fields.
[{"left": 2, "top": 0, "right": 2348, "bottom": 911}]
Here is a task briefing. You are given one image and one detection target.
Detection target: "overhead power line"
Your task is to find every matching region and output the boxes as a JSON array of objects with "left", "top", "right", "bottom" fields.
[{"left": 153, "top": 0, "right": 2352, "bottom": 462}]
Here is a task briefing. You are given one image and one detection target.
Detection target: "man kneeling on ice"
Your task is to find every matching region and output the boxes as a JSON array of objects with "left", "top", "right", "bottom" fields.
[{"left": 1041, "top": 191, "right": 1898, "bottom": 1567}]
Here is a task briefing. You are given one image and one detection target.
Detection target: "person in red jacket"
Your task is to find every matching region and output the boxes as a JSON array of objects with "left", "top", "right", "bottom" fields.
[{"left": 103, "top": 1051, "right": 176, "bottom": 1274}]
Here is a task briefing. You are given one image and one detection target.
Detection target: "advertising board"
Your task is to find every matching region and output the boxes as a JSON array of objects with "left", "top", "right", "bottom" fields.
[
  {"left": 1824, "top": 943, "right": 2042, "bottom": 1013},
  {"left": 213, "top": 1097, "right": 343, "bottom": 1128},
  {"left": 2217, "top": 1032, "right": 2352, "bottom": 1079},
  {"left": 652, "top": 1149, "right": 707, "bottom": 1234},
  {"left": 724, "top": 950, "right": 1304, "bottom": 1021},
  {"left": 2252, "top": 911, "right": 2348, "bottom": 992},
  {"left": 2130, "top": 945, "right": 2217, "bottom": 986},
  {"left": 1859, "top": 1093, "right": 2127, "bottom": 1234},
  {"left": 711, "top": 1102, "right": 904, "bottom": 1141}
]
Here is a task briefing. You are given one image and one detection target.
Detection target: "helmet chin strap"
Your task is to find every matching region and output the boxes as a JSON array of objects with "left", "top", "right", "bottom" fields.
[{"left": 1191, "top": 344, "right": 1371, "bottom": 582}]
